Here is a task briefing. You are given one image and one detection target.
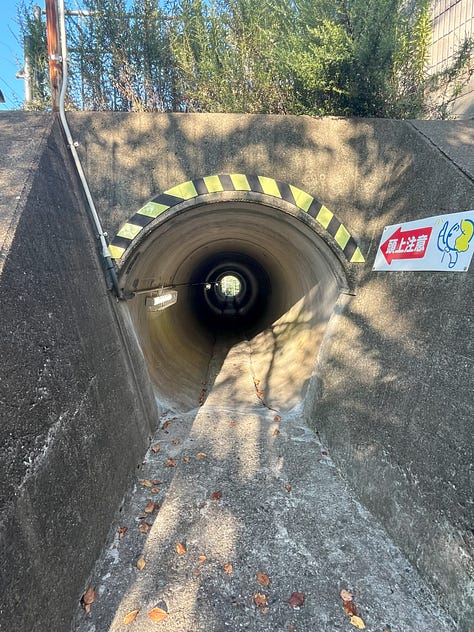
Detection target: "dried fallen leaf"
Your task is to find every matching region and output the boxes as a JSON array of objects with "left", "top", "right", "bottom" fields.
[
  {"left": 253, "top": 593, "right": 267, "bottom": 608},
  {"left": 288, "top": 592, "right": 305, "bottom": 608},
  {"left": 340, "top": 589, "right": 353, "bottom": 602},
  {"left": 144, "top": 501, "right": 159, "bottom": 513},
  {"left": 123, "top": 609, "right": 139, "bottom": 624},
  {"left": 350, "top": 615, "right": 366, "bottom": 629},
  {"left": 223, "top": 563, "right": 233, "bottom": 575},
  {"left": 136, "top": 557, "right": 146, "bottom": 570},
  {"left": 274, "top": 415, "right": 282, "bottom": 422},
  {"left": 254, "top": 378, "right": 260, "bottom": 386},
  {"left": 81, "top": 587, "right": 95, "bottom": 613},
  {"left": 176, "top": 542, "right": 186, "bottom": 555},
  {"left": 285, "top": 483, "right": 292, "bottom": 493},
  {"left": 183, "top": 456, "right": 191, "bottom": 463},
  {"left": 198, "top": 555, "right": 207, "bottom": 564},
  {"left": 148, "top": 607, "right": 169, "bottom": 622},
  {"left": 257, "top": 390, "right": 264, "bottom": 398},
  {"left": 139, "top": 522, "right": 151, "bottom": 534},
  {"left": 166, "top": 458, "right": 177, "bottom": 467},
  {"left": 141, "top": 479, "right": 153, "bottom": 487},
  {"left": 118, "top": 526, "right": 128, "bottom": 538},
  {"left": 82, "top": 587, "right": 95, "bottom": 606},
  {"left": 343, "top": 601, "right": 358, "bottom": 616},
  {"left": 172, "top": 438, "right": 180, "bottom": 445},
  {"left": 257, "top": 571, "right": 270, "bottom": 587},
  {"left": 151, "top": 444, "right": 161, "bottom": 453},
  {"left": 211, "top": 490, "right": 222, "bottom": 500},
  {"left": 161, "top": 419, "right": 174, "bottom": 431},
  {"left": 151, "top": 479, "right": 161, "bottom": 485},
  {"left": 196, "top": 452, "right": 207, "bottom": 459},
  {"left": 151, "top": 487, "right": 160, "bottom": 494},
  {"left": 273, "top": 428, "right": 280, "bottom": 436}
]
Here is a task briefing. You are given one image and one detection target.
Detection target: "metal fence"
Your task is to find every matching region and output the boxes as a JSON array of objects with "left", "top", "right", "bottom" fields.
[{"left": 429, "top": 0, "right": 474, "bottom": 72}]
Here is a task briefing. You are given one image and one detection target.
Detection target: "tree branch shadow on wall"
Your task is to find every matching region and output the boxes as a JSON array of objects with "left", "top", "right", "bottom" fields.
[{"left": 69, "top": 113, "right": 474, "bottom": 627}]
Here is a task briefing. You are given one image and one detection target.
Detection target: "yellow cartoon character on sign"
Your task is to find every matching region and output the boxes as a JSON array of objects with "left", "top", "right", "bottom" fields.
[{"left": 437, "top": 218, "right": 474, "bottom": 268}]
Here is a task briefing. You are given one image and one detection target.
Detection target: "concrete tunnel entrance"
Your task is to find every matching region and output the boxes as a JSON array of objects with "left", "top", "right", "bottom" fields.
[{"left": 112, "top": 176, "right": 363, "bottom": 412}]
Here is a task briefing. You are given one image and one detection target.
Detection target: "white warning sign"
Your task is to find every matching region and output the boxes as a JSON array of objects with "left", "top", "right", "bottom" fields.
[{"left": 373, "top": 210, "right": 474, "bottom": 272}]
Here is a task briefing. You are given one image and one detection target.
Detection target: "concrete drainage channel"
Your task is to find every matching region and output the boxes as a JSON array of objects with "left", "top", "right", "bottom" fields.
[
  {"left": 71, "top": 199, "right": 457, "bottom": 631},
  {"left": 3, "top": 115, "right": 473, "bottom": 632},
  {"left": 72, "top": 342, "right": 456, "bottom": 632}
]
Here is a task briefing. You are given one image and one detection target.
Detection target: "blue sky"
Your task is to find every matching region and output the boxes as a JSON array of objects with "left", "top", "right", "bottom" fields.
[{"left": 0, "top": 0, "right": 25, "bottom": 110}]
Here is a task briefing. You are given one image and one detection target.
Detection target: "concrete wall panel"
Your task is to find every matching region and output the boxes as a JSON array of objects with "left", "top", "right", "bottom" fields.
[
  {"left": 0, "top": 113, "right": 158, "bottom": 631},
  {"left": 67, "top": 112, "right": 473, "bottom": 628},
  {"left": 1, "top": 112, "right": 472, "bottom": 629}
]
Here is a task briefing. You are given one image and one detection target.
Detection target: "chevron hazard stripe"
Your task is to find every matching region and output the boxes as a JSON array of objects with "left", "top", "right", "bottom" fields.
[{"left": 109, "top": 174, "right": 365, "bottom": 264}]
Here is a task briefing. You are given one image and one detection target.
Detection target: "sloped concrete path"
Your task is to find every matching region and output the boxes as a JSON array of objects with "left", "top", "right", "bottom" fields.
[{"left": 73, "top": 341, "right": 455, "bottom": 632}]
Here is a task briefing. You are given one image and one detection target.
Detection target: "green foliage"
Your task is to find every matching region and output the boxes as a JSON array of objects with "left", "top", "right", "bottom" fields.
[
  {"left": 285, "top": 0, "right": 433, "bottom": 117},
  {"left": 15, "top": 0, "right": 474, "bottom": 118},
  {"left": 168, "top": 0, "right": 294, "bottom": 112},
  {"left": 70, "top": 0, "right": 133, "bottom": 110},
  {"left": 425, "top": 37, "right": 474, "bottom": 119},
  {"left": 285, "top": 17, "right": 354, "bottom": 115},
  {"left": 17, "top": 1, "right": 50, "bottom": 109}
]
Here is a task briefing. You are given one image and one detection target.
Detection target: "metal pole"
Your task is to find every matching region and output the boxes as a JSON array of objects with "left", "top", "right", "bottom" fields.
[
  {"left": 45, "top": 0, "right": 62, "bottom": 111},
  {"left": 22, "top": 5, "right": 42, "bottom": 105},
  {"left": 56, "top": 0, "right": 120, "bottom": 296}
]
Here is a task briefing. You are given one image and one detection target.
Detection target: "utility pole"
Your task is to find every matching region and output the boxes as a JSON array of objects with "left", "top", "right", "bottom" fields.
[{"left": 45, "top": 0, "right": 62, "bottom": 111}]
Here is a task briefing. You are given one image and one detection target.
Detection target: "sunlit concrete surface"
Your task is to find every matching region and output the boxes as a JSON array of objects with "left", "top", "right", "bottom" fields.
[
  {"left": 72, "top": 341, "right": 457, "bottom": 632},
  {"left": 1, "top": 113, "right": 473, "bottom": 631}
]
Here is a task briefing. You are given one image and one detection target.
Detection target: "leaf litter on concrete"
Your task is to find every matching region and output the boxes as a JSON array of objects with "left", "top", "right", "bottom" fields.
[{"left": 72, "top": 345, "right": 457, "bottom": 632}]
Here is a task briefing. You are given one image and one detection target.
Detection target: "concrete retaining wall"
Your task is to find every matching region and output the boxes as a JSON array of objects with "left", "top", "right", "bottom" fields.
[
  {"left": 0, "top": 112, "right": 472, "bottom": 630},
  {"left": 0, "top": 113, "right": 158, "bottom": 631},
  {"left": 68, "top": 112, "right": 474, "bottom": 629}
]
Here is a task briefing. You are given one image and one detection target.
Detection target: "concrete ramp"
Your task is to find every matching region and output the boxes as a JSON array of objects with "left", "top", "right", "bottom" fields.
[{"left": 72, "top": 344, "right": 456, "bottom": 632}]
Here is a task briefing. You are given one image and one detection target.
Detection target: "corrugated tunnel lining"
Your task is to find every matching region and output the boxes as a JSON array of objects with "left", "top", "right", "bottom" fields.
[{"left": 114, "top": 178, "right": 364, "bottom": 413}]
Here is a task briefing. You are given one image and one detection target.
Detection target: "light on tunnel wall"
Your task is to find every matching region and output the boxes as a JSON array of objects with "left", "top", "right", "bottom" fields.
[{"left": 145, "top": 290, "right": 178, "bottom": 311}]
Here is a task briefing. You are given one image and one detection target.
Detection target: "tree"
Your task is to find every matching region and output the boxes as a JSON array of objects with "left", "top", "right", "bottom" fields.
[
  {"left": 17, "top": 2, "right": 50, "bottom": 109},
  {"left": 16, "top": 0, "right": 473, "bottom": 118},
  {"left": 167, "top": 0, "right": 294, "bottom": 112},
  {"left": 284, "top": 0, "right": 434, "bottom": 118}
]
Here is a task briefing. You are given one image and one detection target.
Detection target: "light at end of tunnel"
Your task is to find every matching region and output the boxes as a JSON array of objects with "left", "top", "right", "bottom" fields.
[{"left": 145, "top": 290, "right": 178, "bottom": 311}]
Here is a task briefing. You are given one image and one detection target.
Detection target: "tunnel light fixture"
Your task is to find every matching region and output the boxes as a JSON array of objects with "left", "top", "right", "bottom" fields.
[{"left": 145, "top": 290, "right": 178, "bottom": 311}]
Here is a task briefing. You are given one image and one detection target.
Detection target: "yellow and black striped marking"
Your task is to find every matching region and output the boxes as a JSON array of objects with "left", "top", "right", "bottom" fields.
[{"left": 109, "top": 174, "right": 365, "bottom": 263}]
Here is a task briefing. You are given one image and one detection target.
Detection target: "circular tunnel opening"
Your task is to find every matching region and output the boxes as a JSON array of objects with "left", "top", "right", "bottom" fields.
[
  {"left": 217, "top": 274, "right": 242, "bottom": 298},
  {"left": 191, "top": 252, "right": 271, "bottom": 333},
  {"left": 120, "top": 200, "right": 349, "bottom": 412}
]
